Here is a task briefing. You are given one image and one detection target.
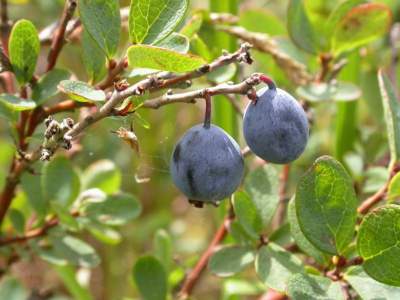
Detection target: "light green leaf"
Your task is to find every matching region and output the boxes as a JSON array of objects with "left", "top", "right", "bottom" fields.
[
  {"left": 287, "top": 273, "right": 345, "bottom": 300},
  {"left": 233, "top": 191, "right": 263, "bottom": 239},
  {"left": 9, "top": 209, "right": 25, "bottom": 234},
  {"left": 189, "top": 34, "right": 212, "bottom": 62},
  {"left": 288, "top": 199, "right": 328, "bottom": 265},
  {"left": 127, "top": 45, "right": 205, "bottom": 73},
  {"left": 50, "top": 234, "right": 100, "bottom": 268},
  {"left": 78, "top": 217, "right": 121, "bottom": 245},
  {"left": 244, "top": 165, "right": 279, "bottom": 227},
  {"left": 209, "top": 245, "right": 255, "bottom": 277},
  {"left": 332, "top": 3, "right": 392, "bottom": 55},
  {"left": 287, "top": 0, "right": 318, "bottom": 54},
  {"left": 239, "top": 9, "right": 286, "bottom": 36},
  {"left": 0, "top": 101, "right": 18, "bottom": 121},
  {"left": 180, "top": 13, "right": 203, "bottom": 38},
  {"left": 42, "top": 156, "right": 80, "bottom": 207},
  {"left": 378, "top": 70, "right": 400, "bottom": 168},
  {"left": 255, "top": 242, "right": 304, "bottom": 292},
  {"left": 21, "top": 172, "right": 47, "bottom": 218},
  {"left": 345, "top": 266, "right": 400, "bottom": 299},
  {"left": 132, "top": 256, "right": 167, "bottom": 300},
  {"left": 82, "top": 160, "right": 121, "bottom": 195},
  {"left": 296, "top": 81, "right": 361, "bottom": 102},
  {"left": 128, "top": 0, "right": 188, "bottom": 45},
  {"left": 0, "top": 277, "right": 28, "bottom": 300},
  {"left": 78, "top": 0, "right": 120, "bottom": 58},
  {"left": 82, "top": 29, "right": 107, "bottom": 84},
  {"left": 0, "top": 94, "right": 36, "bottom": 111},
  {"left": 154, "top": 229, "right": 173, "bottom": 271},
  {"left": 83, "top": 193, "right": 141, "bottom": 226},
  {"left": 32, "top": 69, "right": 71, "bottom": 105},
  {"left": 295, "top": 156, "right": 358, "bottom": 255},
  {"left": 9, "top": 19, "right": 39, "bottom": 84},
  {"left": 58, "top": 80, "right": 106, "bottom": 103},
  {"left": 207, "top": 64, "right": 237, "bottom": 84},
  {"left": 222, "top": 279, "right": 265, "bottom": 300},
  {"left": 51, "top": 202, "right": 80, "bottom": 232},
  {"left": 156, "top": 33, "right": 189, "bottom": 53},
  {"left": 388, "top": 172, "right": 400, "bottom": 202},
  {"left": 357, "top": 205, "right": 400, "bottom": 286}
]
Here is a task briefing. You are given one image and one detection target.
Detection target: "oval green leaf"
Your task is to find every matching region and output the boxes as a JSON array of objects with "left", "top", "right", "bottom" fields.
[
  {"left": 58, "top": 80, "right": 106, "bottom": 103},
  {"left": 32, "top": 69, "right": 71, "bottom": 105},
  {"left": 127, "top": 45, "right": 205, "bottom": 73},
  {"left": 9, "top": 19, "right": 39, "bottom": 84},
  {"left": 156, "top": 32, "right": 190, "bottom": 53},
  {"left": 233, "top": 191, "right": 263, "bottom": 239},
  {"left": 78, "top": 0, "right": 121, "bottom": 58},
  {"left": 82, "top": 160, "right": 121, "bottom": 195},
  {"left": 209, "top": 245, "right": 255, "bottom": 277},
  {"left": 82, "top": 29, "right": 107, "bottom": 84},
  {"left": 295, "top": 156, "right": 358, "bottom": 255},
  {"left": 128, "top": 0, "right": 188, "bottom": 45},
  {"left": 0, "top": 94, "right": 36, "bottom": 111},
  {"left": 357, "top": 205, "right": 400, "bottom": 286}
]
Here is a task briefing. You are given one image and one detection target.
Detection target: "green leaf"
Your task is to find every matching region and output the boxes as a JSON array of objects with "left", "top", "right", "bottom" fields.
[
  {"left": 0, "top": 277, "right": 28, "bottom": 300},
  {"left": 0, "top": 101, "right": 17, "bottom": 121},
  {"left": 255, "top": 242, "right": 304, "bottom": 292},
  {"left": 0, "top": 94, "right": 36, "bottom": 111},
  {"left": 132, "top": 256, "right": 167, "bottom": 300},
  {"left": 8, "top": 19, "right": 39, "bottom": 84},
  {"left": 51, "top": 202, "right": 80, "bottom": 232},
  {"left": 156, "top": 33, "right": 189, "bottom": 53},
  {"left": 388, "top": 172, "right": 400, "bottom": 202},
  {"left": 378, "top": 70, "right": 400, "bottom": 168},
  {"left": 345, "top": 266, "right": 400, "bottom": 299},
  {"left": 296, "top": 81, "right": 361, "bottom": 102},
  {"left": 53, "top": 265, "right": 93, "bottom": 300},
  {"left": 50, "top": 233, "right": 100, "bottom": 268},
  {"left": 244, "top": 165, "right": 279, "bottom": 227},
  {"left": 287, "top": 0, "right": 318, "bottom": 54},
  {"left": 239, "top": 9, "right": 286, "bottom": 36},
  {"left": 332, "top": 3, "right": 392, "bottom": 55},
  {"left": 78, "top": 217, "right": 121, "bottom": 245},
  {"left": 209, "top": 245, "right": 255, "bottom": 277},
  {"left": 233, "top": 191, "right": 263, "bottom": 239},
  {"left": 153, "top": 229, "right": 173, "bottom": 271},
  {"left": 82, "top": 160, "right": 121, "bottom": 195},
  {"left": 81, "top": 29, "right": 107, "bottom": 84},
  {"left": 83, "top": 193, "right": 141, "bottom": 226},
  {"left": 42, "top": 156, "right": 80, "bottom": 207},
  {"left": 78, "top": 0, "right": 120, "bottom": 58},
  {"left": 128, "top": 0, "right": 188, "bottom": 45},
  {"left": 288, "top": 199, "right": 328, "bottom": 265},
  {"left": 180, "top": 13, "right": 203, "bottom": 38},
  {"left": 363, "top": 167, "right": 389, "bottom": 194},
  {"left": 21, "top": 172, "right": 47, "bottom": 218},
  {"left": 127, "top": 45, "right": 206, "bottom": 73},
  {"left": 207, "top": 64, "right": 237, "bottom": 84},
  {"left": 32, "top": 69, "right": 71, "bottom": 105},
  {"left": 295, "top": 156, "right": 358, "bottom": 255},
  {"left": 58, "top": 80, "right": 106, "bottom": 103},
  {"left": 189, "top": 34, "right": 212, "bottom": 62},
  {"left": 357, "top": 205, "right": 400, "bottom": 286},
  {"left": 222, "top": 279, "right": 265, "bottom": 300},
  {"left": 8, "top": 209, "right": 25, "bottom": 234},
  {"left": 287, "top": 273, "right": 345, "bottom": 300}
]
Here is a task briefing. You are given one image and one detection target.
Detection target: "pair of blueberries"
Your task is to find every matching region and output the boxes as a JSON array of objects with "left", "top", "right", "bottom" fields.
[{"left": 170, "top": 84, "right": 309, "bottom": 206}]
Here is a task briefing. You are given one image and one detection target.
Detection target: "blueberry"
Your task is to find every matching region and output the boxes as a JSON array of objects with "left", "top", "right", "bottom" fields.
[
  {"left": 170, "top": 124, "right": 244, "bottom": 206},
  {"left": 243, "top": 86, "right": 309, "bottom": 164}
]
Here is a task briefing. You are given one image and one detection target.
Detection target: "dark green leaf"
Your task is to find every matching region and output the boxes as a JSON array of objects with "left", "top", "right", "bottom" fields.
[
  {"left": 296, "top": 81, "right": 361, "bottom": 102},
  {"left": 0, "top": 94, "right": 36, "bottom": 111},
  {"left": 32, "top": 69, "right": 71, "bottom": 105},
  {"left": 295, "top": 156, "right": 357, "bottom": 255},
  {"left": 128, "top": 0, "right": 188, "bottom": 45},
  {"left": 255, "top": 243, "right": 304, "bottom": 292},
  {"left": 357, "top": 205, "right": 400, "bottom": 286},
  {"left": 78, "top": 0, "right": 120, "bottom": 58},
  {"left": 244, "top": 165, "right": 279, "bottom": 227},
  {"left": 58, "top": 80, "right": 106, "bottom": 103},
  {"left": 8, "top": 209, "right": 25, "bottom": 234},
  {"left": 127, "top": 45, "right": 206, "bottom": 73},
  {"left": 42, "top": 156, "right": 80, "bottom": 207},
  {"left": 287, "top": 0, "right": 318, "bottom": 54},
  {"left": 345, "top": 266, "right": 400, "bottom": 299},
  {"left": 83, "top": 193, "right": 141, "bottom": 226},
  {"left": 233, "top": 191, "right": 263, "bottom": 238},
  {"left": 81, "top": 29, "right": 107, "bottom": 84},
  {"left": 288, "top": 199, "right": 328, "bottom": 265},
  {"left": 209, "top": 245, "right": 255, "bottom": 277},
  {"left": 287, "top": 273, "right": 345, "bottom": 300},
  {"left": 332, "top": 3, "right": 392, "bottom": 55},
  {"left": 156, "top": 33, "right": 189, "bottom": 53},
  {"left": 8, "top": 19, "right": 39, "bottom": 84},
  {"left": 132, "top": 256, "right": 167, "bottom": 300},
  {"left": 21, "top": 172, "right": 47, "bottom": 218},
  {"left": 0, "top": 277, "right": 28, "bottom": 300},
  {"left": 82, "top": 160, "right": 121, "bottom": 195},
  {"left": 378, "top": 70, "right": 400, "bottom": 167},
  {"left": 153, "top": 229, "right": 172, "bottom": 271}
]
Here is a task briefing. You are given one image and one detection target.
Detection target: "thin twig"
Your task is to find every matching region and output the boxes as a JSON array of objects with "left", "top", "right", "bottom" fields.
[
  {"left": 96, "top": 57, "right": 128, "bottom": 90},
  {"left": 46, "top": 0, "right": 77, "bottom": 71},
  {"left": 178, "top": 206, "right": 235, "bottom": 300}
]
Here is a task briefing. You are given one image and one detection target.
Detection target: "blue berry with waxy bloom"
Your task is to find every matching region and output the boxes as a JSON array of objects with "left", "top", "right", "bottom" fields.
[
  {"left": 243, "top": 82, "right": 309, "bottom": 164},
  {"left": 170, "top": 124, "right": 244, "bottom": 207}
]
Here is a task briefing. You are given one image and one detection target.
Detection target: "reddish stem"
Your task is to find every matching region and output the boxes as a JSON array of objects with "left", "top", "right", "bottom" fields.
[{"left": 259, "top": 74, "right": 276, "bottom": 90}]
